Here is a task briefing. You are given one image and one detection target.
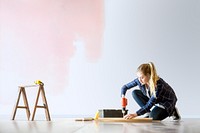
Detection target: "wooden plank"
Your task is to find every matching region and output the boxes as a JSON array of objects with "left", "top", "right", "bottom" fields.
[
  {"left": 75, "top": 117, "right": 94, "bottom": 121},
  {"left": 18, "top": 85, "right": 38, "bottom": 88},
  {"left": 97, "top": 117, "right": 154, "bottom": 123}
]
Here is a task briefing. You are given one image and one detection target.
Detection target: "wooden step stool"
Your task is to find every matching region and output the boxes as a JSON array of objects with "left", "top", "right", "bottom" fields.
[{"left": 12, "top": 84, "right": 51, "bottom": 121}]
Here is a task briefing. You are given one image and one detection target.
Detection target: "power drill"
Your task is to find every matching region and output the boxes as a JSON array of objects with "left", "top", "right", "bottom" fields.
[{"left": 121, "top": 95, "right": 127, "bottom": 117}]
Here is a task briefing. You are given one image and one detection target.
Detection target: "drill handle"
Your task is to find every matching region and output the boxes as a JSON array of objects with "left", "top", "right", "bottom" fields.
[{"left": 121, "top": 96, "right": 127, "bottom": 107}]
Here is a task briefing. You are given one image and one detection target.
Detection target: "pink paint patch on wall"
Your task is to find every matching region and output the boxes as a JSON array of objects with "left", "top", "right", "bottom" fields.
[{"left": 0, "top": 0, "right": 104, "bottom": 95}]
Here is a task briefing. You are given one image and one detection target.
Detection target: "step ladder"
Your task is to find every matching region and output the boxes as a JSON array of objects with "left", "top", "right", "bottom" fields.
[{"left": 12, "top": 84, "right": 51, "bottom": 121}]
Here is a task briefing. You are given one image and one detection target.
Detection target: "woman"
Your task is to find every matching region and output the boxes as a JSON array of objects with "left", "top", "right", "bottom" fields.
[{"left": 121, "top": 62, "right": 181, "bottom": 120}]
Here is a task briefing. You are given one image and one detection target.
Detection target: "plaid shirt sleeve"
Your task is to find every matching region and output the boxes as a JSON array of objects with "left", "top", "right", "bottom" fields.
[{"left": 121, "top": 78, "right": 140, "bottom": 96}]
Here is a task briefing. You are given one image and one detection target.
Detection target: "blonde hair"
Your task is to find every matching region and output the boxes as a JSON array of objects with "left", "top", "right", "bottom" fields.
[{"left": 137, "top": 62, "right": 159, "bottom": 97}]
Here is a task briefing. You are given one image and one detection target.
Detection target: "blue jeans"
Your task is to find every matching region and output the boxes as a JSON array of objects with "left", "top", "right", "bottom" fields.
[{"left": 132, "top": 90, "right": 168, "bottom": 120}]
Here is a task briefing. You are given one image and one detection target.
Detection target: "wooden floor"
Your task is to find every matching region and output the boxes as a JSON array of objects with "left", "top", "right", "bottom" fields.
[{"left": 0, "top": 117, "right": 200, "bottom": 133}]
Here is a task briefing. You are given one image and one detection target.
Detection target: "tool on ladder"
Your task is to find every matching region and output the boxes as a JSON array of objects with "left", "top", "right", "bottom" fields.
[{"left": 34, "top": 80, "right": 44, "bottom": 85}]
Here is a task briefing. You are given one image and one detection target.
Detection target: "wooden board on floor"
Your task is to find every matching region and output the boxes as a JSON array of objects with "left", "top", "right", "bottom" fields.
[
  {"left": 75, "top": 117, "right": 94, "bottom": 121},
  {"left": 97, "top": 117, "right": 155, "bottom": 123}
]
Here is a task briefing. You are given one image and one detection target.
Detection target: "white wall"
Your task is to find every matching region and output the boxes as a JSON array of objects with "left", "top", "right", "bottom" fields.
[
  {"left": 1, "top": 0, "right": 200, "bottom": 118},
  {"left": 102, "top": 0, "right": 200, "bottom": 118}
]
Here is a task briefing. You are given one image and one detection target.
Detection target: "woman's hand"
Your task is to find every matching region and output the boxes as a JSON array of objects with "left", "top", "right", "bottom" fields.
[{"left": 124, "top": 113, "right": 138, "bottom": 119}]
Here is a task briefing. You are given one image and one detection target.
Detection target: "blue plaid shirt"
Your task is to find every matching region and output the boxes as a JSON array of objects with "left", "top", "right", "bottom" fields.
[{"left": 121, "top": 78, "right": 177, "bottom": 116}]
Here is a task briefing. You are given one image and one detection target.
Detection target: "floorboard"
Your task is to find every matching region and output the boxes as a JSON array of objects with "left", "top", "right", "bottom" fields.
[{"left": 0, "top": 117, "right": 199, "bottom": 133}]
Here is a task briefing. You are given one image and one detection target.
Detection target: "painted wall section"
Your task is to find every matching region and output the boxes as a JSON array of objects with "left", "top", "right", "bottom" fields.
[{"left": 0, "top": 0, "right": 104, "bottom": 100}]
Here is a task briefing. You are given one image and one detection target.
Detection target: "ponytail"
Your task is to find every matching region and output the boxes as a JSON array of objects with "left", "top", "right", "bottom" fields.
[{"left": 148, "top": 62, "right": 159, "bottom": 98}]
